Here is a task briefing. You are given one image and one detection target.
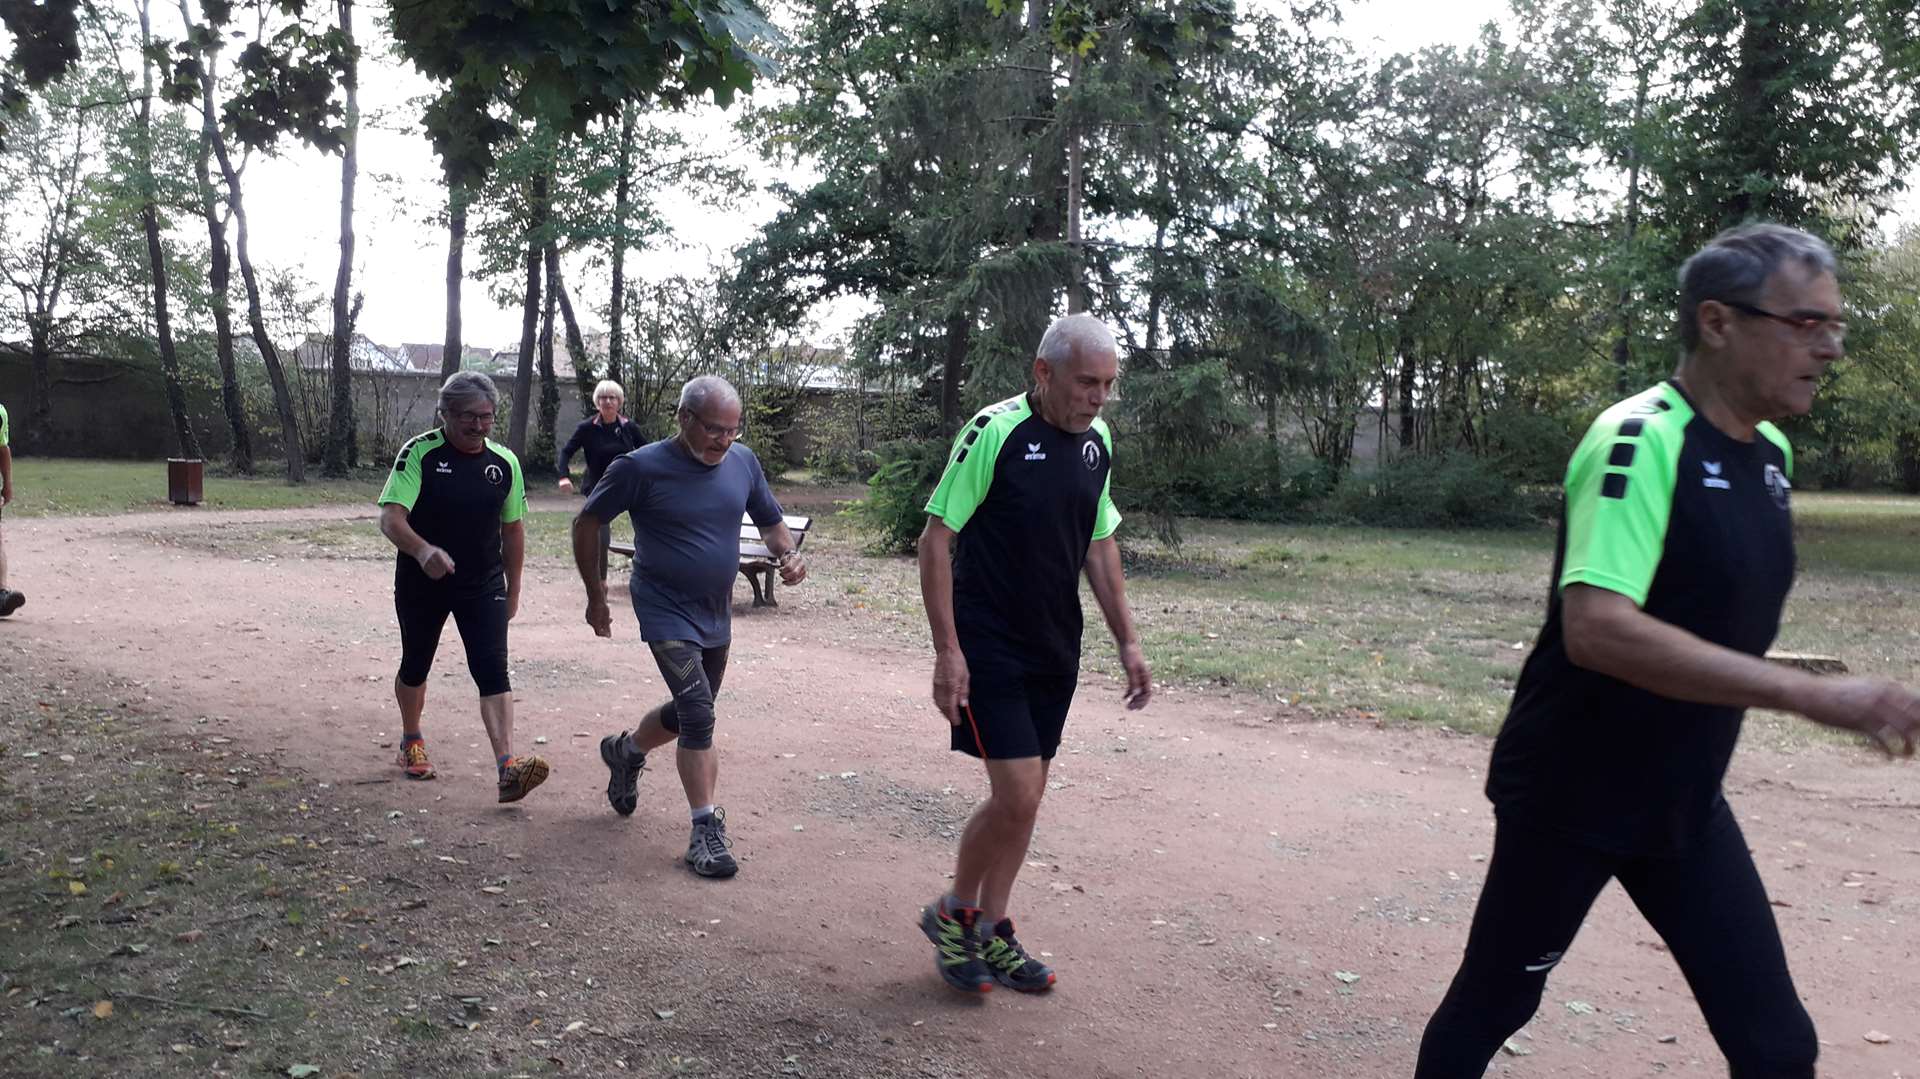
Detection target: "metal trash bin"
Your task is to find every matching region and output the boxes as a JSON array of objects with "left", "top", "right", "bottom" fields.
[{"left": 167, "top": 458, "right": 204, "bottom": 505}]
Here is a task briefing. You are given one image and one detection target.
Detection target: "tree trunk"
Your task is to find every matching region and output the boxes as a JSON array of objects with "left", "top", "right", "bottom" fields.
[
  {"left": 181, "top": 0, "right": 252, "bottom": 472},
  {"left": 1396, "top": 320, "right": 1417, "bottom": 452},
  {"left": 27, "top": 327, "right": 53, "bottom": 452},
  {"left": 211, "top": 119, "right": 303, "bottom": 481},
  {"left": 1064, "top": 48, "right": 1086, "bottom": 314},
  {"left": 323, "top": 0, "right": 359, "bottom": 476},
  {"left": 607, "top": 103, "right": 635, "bottom": 388},
  {"left": 534, "top": 241, "right": 560, "bottom": 474},
  {"left": 138, "top": 0, "right": 201, "bottom": 460},
  {"left": 938, "top": 308, "right": 972, "bottom": 436},
  {"left": 1611, "top": 64, "right": 1649, "bottom": 396},
  {"left": 506, "top": 175, "right": 547, "bottom": 456},
  {"left": 553, "top": 268, "right": 595, "bottom": 410},
  {"left": 442, "top": 183, "right": 465, "bottom": 379}
]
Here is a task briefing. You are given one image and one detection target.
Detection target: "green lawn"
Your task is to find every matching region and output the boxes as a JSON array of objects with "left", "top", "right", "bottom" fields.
[{"left": 2, "top": 457, "right": 383, "bottom": 516}]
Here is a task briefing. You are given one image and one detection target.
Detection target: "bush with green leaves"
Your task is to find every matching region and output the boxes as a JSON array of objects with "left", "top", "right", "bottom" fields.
[
  {"left": 846, "top": 437, "right": 950, "bottom": 554},
  {"left": 1328, "top": 453, "right": 1544, "bottom": 529}
]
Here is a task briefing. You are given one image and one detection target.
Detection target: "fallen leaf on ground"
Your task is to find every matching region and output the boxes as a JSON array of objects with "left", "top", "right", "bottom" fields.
[
  {"left": 92, "top": 1001, "right": 113, "bottom": 1019},
  {"left": 176, "top": 929, "right": 204, "bottom": 944}
]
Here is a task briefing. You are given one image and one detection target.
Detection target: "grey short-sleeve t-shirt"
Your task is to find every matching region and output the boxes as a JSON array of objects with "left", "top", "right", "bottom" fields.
[{"left": 581, "top": 438, "right": 783, "bottom": 646}]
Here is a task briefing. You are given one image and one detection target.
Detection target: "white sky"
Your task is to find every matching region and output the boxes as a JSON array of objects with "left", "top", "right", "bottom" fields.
[{"left": 235, "top": 0, "right": 1917, "bottom": 349}]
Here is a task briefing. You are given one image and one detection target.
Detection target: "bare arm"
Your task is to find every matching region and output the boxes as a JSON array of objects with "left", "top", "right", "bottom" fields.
[
  {"left": 917, "top": 516, "right": 966, "bottom": 725},
  {"left": 501, "top": 519, "right": 524, "bottom": 620},
  {"left": 571, "top": 510, "right": 611, "bottom": 636},
  {"left": 1084, "top": 535, "right": 1151, "bottom": 709},
  {"left": 0, "top": 445, "right": 12, "bottom": 505},
  {"left": 378, "top": 502, "right": 453, "bottom": 579},
  {"left": 1564, "top": 584, "right": 1920, "bottom": 754},
  {"left": 757, "top": 520, "right": 807, "bottom": 584}
]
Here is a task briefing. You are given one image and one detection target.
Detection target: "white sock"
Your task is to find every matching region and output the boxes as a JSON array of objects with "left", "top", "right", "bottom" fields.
[{"left": 690, "top": 804, "right": 715, "bottom": 821}]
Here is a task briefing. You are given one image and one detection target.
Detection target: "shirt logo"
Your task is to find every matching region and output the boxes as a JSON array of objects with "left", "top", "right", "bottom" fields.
[
  {"left": 1083, "top": 440, "right": 1101, "bottom": 470},
  {"left": 1024, "top": 442, "right": 1047, "bottom": 461},
  {"left": 1702, "top": 460, "right": 1730, "bottom": 490},
  {"left": 434, "top": 461, "right": 454, "bottom": 475},
  {"left": 484, "top": 463, "right": 504, "bottom": 485},
  {"left": 1764, "top": 462, "right": 1791, "bottom": 509}
]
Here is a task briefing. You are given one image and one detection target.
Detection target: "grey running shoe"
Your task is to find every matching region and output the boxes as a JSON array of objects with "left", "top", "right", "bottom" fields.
[
  {"left": 0, "top": 589, "right": 23, "bottom": 617},
  {"left": 686, "top": 808, "right": 738, "bottom": 878},
  {"left": 982, "top": 918, "right": 1055, "bottom": 992},
  {"left": 599, "top": 732, "right": 645, "bottom": 816},
  {"left": 918, "top": 898, "right": 992, "bottom": 994}
]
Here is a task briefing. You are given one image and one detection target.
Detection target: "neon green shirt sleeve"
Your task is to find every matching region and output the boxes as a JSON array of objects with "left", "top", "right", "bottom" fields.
[
  {"left": 1558, "top": 403, "right": 1683, "bottom": 606},
  {"left": 1757, "top": 422, "right": 1793, "bottom": 480},
  {"left": 495, "top": 443, "right": 527, "bottom": 524},
  {"left": 0, "top": 402, "right": 10, "bottom": 447},
  {"left": 378, "top": 437, "right": 429, "bottom": 510},
  {"left": 1092, "top": 421, "right": 1121, "bottom": 540},
  {"left": 924, "top": 414, "right": 1012, "bottom": 531}
]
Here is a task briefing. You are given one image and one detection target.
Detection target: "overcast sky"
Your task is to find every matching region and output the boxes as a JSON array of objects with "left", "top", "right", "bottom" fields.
[{"left": 236, "top": 0, "right": 1918, "bottom": 351}]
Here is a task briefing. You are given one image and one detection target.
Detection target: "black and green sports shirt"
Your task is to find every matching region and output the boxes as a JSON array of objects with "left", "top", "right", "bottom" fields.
[
  {"left": 925, "top": 392, "right": 1121, "bottom": 672},
  {"left": 377, "top": 429, "right": 527, "bottom": 596},
  {"left": 1487, "top": 381, "right": 1796, "bottom": 856}
]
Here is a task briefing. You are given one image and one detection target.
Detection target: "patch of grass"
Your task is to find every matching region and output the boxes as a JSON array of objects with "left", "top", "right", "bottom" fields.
[{"left": 4, "top": 457, "right": 382, "bottom": 517}]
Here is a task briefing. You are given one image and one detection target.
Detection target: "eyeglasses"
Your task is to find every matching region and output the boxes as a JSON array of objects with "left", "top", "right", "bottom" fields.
[
  {"left": 681, "top": 411, "right": 743, "bottom": 439},
  {"left": 448, "top": 409, "right": 495, "bottom": 425},
  {"left": 1723, "top": 300, "right": 1848, "bottom": 343}
]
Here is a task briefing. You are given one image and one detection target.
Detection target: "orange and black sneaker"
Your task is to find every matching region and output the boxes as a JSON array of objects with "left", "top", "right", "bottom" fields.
[
  {"left": 497, "top": 756, "right": 549, "bottom": 803},
  {"left": 396, "top": 738, "right": 435, "bottom": 780}
]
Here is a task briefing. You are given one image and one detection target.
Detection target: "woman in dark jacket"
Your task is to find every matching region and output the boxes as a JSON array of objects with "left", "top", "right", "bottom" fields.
[{"left": 558, "top": 379, "right": 646, "bottom": 582}]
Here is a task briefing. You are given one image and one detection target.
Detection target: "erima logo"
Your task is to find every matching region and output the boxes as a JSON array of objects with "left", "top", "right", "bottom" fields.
[
  {"left": 434, "top": 461, "right": 454, "bottom": 474},
  {"left": 1024, "top": 442, "right": 1047, "bottom": 461},
  {"left": 1702, "top": 460, "right": 1730, "bottom": 490}
]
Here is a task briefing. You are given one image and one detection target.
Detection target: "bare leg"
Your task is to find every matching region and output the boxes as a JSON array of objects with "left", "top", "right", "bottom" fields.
[
  {"left": 953, "top": 756, "right": 1048, "bottom": 925},
  {"left": 0, "top": 520, "right": 10, "bottom": 590},
  {"left": 676, "top": 746, "right": 717, "bottom": 809},
  {"left": 478, "top": 691, "right": 513, "bottom": 760},
  {"left": 395, "top": 676, "right": 426, "bottom": 739}
]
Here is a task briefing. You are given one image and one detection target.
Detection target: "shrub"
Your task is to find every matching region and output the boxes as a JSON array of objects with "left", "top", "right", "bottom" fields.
[
  {"left": 1328, "top": 453, "right": 1542, "bottom": 529},
  {"left": 845, "top": 437, "right": 949, "bottom": 553}
]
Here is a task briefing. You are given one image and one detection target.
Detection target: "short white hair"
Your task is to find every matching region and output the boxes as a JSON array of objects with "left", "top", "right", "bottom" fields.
[
  {"left": 592, "top": 379, "right": 625, "bottom": 402},
  {"left": 1036, "top": 314, "right": 1117, "bottom": 368},
  {"left": 678, "top": 374, "right": 740, "bottom": 414}
]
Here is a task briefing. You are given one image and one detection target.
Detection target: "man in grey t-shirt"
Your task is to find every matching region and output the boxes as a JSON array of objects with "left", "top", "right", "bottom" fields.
[{"left": 572, "top": 375, "right": 807, "bottom": 877}]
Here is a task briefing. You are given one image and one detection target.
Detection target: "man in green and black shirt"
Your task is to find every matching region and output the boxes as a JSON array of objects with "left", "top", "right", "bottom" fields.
[
  {"left": 915, "top": 314, "right": 1153, "bottom": 995},
  {"left": 1417, "top": 224, "right": 1920, "bottom": 1077},
  {"left": 377, "top": 372, "right": 549, "bottom": 804},
  {"left": 0, "top": 400, "right": 21, "bottom": 616}
]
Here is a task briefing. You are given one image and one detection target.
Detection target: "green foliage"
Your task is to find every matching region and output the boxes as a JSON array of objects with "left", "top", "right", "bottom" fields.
[
  {"left": 1327, "top": 454, "right": 1544, "bottom": 530},
  {"left": 1111, "top": 437, "right": 1335, "bottom": 524},
  {"left": 846, "top": 438, "right": 947, "bottom": 554}
]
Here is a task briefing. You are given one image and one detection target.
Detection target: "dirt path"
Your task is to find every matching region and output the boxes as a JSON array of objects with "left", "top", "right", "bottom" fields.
[{"left": 8, "top": 503, "right": 1918, "bottom": 1077}]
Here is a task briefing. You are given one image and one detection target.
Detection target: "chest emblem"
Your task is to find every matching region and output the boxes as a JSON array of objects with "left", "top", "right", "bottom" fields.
[
  {"left": 1082, "top": 440, "right": 1101, "bottom": 470},
  {"left": 484, "top": 463, "right": 505, "bottom": 485},
  {"left": 1024, "top": 442, "right": 1047, "bottom": 461},
  {"left": 434, "top": 461, "right": 454, "bottom": 474},
  {"left": 1701, "top": 460, "right": 1730, "bottom": 490},
  {"left": 1763, "top": 463, "right": 1791, "bottom": 509}
]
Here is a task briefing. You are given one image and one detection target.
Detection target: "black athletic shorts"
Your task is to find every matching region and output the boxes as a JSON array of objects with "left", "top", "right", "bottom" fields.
[
  {"left": 949, "top": 635, "right": 1078, "bottom": 760},
  {"left": 394, "top": 567, "right": 511, "bottom": 697}
]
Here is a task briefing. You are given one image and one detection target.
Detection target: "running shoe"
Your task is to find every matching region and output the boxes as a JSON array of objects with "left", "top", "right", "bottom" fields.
[
  {"left": 982, "top": 918, "right": 1055, "bottom": 992},
  {"left": 396, "top": 739, "right": 435, "bottom": 780},
  {"left": 919, "top": 898, "right": 992, "bottom": 994},
  {"left": 686, "top": 808, "right": 739, "bottom": 878},
  {"left": 0, "top": 589, "right": 23, "bottom": 617},
  {"left": 496, "top": 755, "right": 549, "bottom": 803},
  {"left": 599, "top": 731, "right": 646, "bottom": 816}
]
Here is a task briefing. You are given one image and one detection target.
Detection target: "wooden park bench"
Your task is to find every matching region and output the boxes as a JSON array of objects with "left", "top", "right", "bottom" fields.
[{"left": 608, "top": 513, "right": 813, "bottom": 608}]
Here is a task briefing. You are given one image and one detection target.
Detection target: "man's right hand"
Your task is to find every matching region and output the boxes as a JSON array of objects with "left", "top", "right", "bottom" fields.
[
  {"left": 585, "top": 597, "right": 612, "bottom": 638},
  {"left": 1795, "top": 675, "right": 1920, "bottom": 756},
  {"left": 558, "top": 477, "right": 574, "bottom": 493},
  {"left": 414, "top": 545, "right": 455, "bottom": 580},
  {"left": 932, "top": 649, "right": 970, "bottom": 727}
]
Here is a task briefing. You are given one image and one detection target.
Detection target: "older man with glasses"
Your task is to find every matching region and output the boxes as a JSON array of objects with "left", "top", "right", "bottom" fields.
[
  {"left": 376, "top": 371, "right": 549, "bottom": 801},
  {"left": 571, "top": 374, "right": 806, "bottom": 878}
]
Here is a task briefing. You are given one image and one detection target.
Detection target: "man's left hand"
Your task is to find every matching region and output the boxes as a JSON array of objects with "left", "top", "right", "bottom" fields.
[
  {"left": 505, "top": 590, "right": 520, "bottom": 622},
  {"left": 778, "top": 551, "right": 807, "bottom": 585},
  {"left": 1120, "top": 640, "right": 1152, "bottom": 710},
  {"left": 1, "top": 484, "right": 12, "bottom": 506}
]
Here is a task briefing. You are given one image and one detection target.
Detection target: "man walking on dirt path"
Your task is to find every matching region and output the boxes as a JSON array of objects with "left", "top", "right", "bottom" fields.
[
  {"left": 377, "top": 371, "right": 549, "bottom": 804},
  {"left": 1415, "top": 223, "right": 1920, "bottom": 1078},
  {"left": 0, "top": 400, "right": 21, "bottom": 617},
  {"left": 915, "top": 313, "right": 1153, "bottom": 994},
  {"left": 572, "top": 374, "right": 806, "bottom": 879}
]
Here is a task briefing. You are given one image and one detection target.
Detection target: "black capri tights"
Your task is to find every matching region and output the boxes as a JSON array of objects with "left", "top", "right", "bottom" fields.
[
  {"left": 395, "top": 574, "right": 511, "bottom": 697},
  {"left": 648, "top": 640, "right": 729, "bottom": 750},
  {"left": 1416, "top": 802, "right": 1816, "bottom": 1079}
]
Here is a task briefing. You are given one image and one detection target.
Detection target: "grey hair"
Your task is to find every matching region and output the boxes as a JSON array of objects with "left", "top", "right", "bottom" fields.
[
  {"left": 438, "top": 370, "right": 499, "bottom": 415},
  {"left": 1036, "top": 313, "right": 1117, "bottom": 368},
  {"left": 1677, "top": 223, "right": 1838, "bottom": 352},
  {"left": 592, "top": 379, "right": 625, "bottom": 402},
  {"left": 677, "top": 374, "right": 740, "bottom": 414}
]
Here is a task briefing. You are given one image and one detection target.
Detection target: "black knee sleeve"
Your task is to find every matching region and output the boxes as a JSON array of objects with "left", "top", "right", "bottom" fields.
[{"left": 673, "top": 693, "right": 715, "bottom": 750}]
